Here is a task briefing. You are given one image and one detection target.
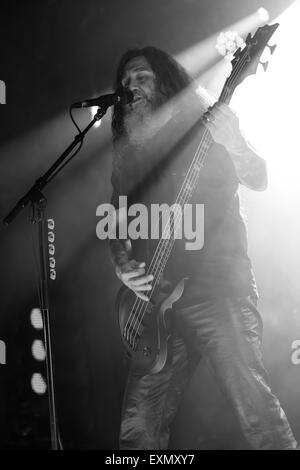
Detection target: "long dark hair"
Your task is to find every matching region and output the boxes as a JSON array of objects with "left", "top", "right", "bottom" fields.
[{"left": 111, "top": 46, "right": 199, "bottom": 143}]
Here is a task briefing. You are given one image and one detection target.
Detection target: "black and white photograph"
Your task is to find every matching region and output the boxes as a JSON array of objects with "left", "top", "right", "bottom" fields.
[{"left": 0, "top": 0, "right": 299, "bottom": 453}]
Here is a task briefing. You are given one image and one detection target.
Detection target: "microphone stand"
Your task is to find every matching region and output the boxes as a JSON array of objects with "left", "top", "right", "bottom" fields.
[{"left": 3, "top": 103, "right": 109, "bottom": 450}]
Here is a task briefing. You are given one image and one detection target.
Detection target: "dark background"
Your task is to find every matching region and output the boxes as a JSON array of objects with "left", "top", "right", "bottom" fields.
[{"left": 0, "top": 0, "right": 299, "bottom": 449}]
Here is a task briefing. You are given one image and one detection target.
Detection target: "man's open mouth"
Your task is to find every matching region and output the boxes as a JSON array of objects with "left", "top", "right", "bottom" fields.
[{"left": 133, "top": 95, "right": 145, "bottom": 103}]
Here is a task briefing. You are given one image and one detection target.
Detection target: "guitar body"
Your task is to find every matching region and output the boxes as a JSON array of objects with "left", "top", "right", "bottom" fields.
[{"left": 116, "top": 278, "right": 186, "bottom": 374}]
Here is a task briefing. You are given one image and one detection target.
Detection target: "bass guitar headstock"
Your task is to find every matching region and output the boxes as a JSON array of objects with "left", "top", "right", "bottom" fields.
[{"left": 220, "top": 23, "right": 279, "bottom": 103}]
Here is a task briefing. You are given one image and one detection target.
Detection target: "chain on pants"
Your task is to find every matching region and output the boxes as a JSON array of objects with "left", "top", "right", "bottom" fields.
[{"left": 119, "top": 296, "right": 298, "bottom": 450}]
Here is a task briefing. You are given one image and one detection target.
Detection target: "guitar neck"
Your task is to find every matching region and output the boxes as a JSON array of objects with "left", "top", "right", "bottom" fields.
[
  {"left": 147, "top": 95, "right": 228, "bottom": 289},
  {"left": 146, "top": 22, "right": 279, "bottom": 290}
]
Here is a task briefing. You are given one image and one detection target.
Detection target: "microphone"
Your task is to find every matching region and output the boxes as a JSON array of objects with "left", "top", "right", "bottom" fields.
[{"left": 71, "top": 89, "right": 134, "bottom": 108}]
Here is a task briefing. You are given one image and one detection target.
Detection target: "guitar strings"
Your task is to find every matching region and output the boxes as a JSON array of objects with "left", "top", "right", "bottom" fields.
[
  {"left": 124, "top": 112, "right": 219, "bottom": 342},
  {"left": 127, "top": 132, "right": 211, "bottom": 343},
  {"left": 123, "top": 129, "right": 210, "bottom": 342},
  {"left": 124, "top": 48, "right": 248, "bottom": 347},
  {"left": 126, "top": 53, "right": 246, "bottom": 346},
  {"left": 126, "top": 81, "right": 241, "bottom": 348}
]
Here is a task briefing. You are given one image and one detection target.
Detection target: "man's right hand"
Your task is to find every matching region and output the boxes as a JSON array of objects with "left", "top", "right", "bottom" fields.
[{"left": 116, "top": 260, "right": 153, "bottom": 301}]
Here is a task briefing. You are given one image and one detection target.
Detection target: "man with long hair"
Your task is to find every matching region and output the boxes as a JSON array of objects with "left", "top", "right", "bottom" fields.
[{"left": 109, "top": 46, "right": 298, "bottom": 449}]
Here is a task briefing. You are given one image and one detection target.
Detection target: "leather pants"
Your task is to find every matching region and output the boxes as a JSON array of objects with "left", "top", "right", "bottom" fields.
[{"left": 119, "top": 296, "right": 298, "bottom": 450}]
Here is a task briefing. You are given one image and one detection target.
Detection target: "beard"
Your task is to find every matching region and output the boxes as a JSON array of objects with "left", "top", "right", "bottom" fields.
[{"left": 123, "top": 90, "right": 169, "bottom": 148}]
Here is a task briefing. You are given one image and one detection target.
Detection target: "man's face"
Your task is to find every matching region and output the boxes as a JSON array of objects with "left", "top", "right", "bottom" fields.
[
  {"left": 120, "top": 55, "right": 170, "bottom": 146},
  {"left": 121, "top": 56, "right": 157, "bottom": 113}
]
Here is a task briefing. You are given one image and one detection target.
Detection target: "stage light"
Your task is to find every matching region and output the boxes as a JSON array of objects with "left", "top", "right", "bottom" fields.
[
  {"left": 30, "top": 310, "right": 47, "bottom": 396},
  {"left": 31, "top": 339, "right": 46, "bottom": 361},
  {"left": 229, "top": 0, "right": 300, "bottom": 185},
  {"left": 216, "top": 30, "right": 244, "bottom": 61},
  {"left": 257, "top": 7, "right": 270, "bottom": 22},
  {"left": 30, "top": 308, "right": 43, "bottom": 330},
  {"left": 31, "top": 373, "right": 47, "bottom": 395},
  {"left": 176, "top": 8, "right": 269, "bottom": 77}
]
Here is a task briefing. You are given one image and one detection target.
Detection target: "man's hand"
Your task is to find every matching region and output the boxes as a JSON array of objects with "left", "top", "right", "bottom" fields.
[
  {"left": 116, "top": 260, "right": 153, "bottom": 302},
  {"left": 202, "top": 103, "right": 248, "bottom": 155}
]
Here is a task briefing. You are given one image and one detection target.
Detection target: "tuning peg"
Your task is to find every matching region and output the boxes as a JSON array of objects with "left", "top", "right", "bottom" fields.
[
  {"left": 268, "top": 44, "right": 277, "bottom": 55},
  {"left": 260, "top": 61, "right": 269, "bottom": 72},
  {"left": 245, "top": 32, "right": 252, "bottom": 45}
]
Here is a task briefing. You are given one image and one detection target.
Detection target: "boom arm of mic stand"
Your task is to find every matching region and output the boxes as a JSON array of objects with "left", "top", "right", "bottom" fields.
[{"left": 3, "top": 105, "right": 106, "bottom": 226}]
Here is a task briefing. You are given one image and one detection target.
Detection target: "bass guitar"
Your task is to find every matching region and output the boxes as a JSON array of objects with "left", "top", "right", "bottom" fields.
[{"left": 116, "top": 23, "right": 279, "bottom": 374}]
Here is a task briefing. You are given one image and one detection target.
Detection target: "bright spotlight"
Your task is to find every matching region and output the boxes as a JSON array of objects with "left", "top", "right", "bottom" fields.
[
  {"left": 30, "top": 308, "right": 43, "bottom": 330},
  {"left": 216, "top": 30, "right": 244, "bottom": 60},
  {"left": 257, "top": 7, "right": 270, "bottom": 22},
  {"left": 91, "top": 106, "right": 102, "bottom": 128},
  {"left": 31, "top": 339, "right": 46, "bottom": 361},
  {"left": 31, "top": 373, "right": 47, "bottom": 395}
]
